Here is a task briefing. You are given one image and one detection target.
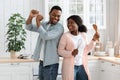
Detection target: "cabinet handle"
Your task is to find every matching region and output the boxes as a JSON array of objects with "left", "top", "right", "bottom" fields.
[
  {"left": 11, "top": 63, "right": 20, "bottom": 65},
  {"left": 101, "top": 61, "right": 104, "bottom": 63},
  {"left": 111, "top": 64, "right": 115, "bottom": 66},
  {"left": 101, "top": 70, "right": 104, "bottom": 72}
]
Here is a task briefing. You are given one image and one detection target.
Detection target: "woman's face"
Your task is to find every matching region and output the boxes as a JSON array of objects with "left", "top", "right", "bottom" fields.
[{"left": 67, "top": 19, "right": 78, "bottom": 32}]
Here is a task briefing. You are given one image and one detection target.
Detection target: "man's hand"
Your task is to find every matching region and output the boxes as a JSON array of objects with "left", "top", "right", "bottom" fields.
[
  {"left": 36, "top": 14, "right": 43, "bottom": 27},
  {"left": 26, "top": 9, "right": 39, "bottom": 25},
  {"left": 72, "top": 49, "right": 78, "bottom": 57},
  {"left": 30, "top": 9, "right": 39, "bottom": 18}
]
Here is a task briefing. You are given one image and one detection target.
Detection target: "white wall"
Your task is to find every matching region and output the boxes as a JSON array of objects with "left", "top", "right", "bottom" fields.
[
  {"left": 0, "top": 0, "right": 43, "bottom": 57},
  {"left": 106, "top": 0, "right": 119, "bottom": 42}
]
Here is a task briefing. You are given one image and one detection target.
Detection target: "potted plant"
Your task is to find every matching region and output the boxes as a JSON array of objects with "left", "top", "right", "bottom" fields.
[{"left": 6, "top": 13, "right": 26, "bottom": 59}]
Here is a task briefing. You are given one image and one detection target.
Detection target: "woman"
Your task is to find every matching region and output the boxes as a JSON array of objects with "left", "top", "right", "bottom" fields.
[{"left": 58, "top": 15, "right": 99, "bottom": 80}]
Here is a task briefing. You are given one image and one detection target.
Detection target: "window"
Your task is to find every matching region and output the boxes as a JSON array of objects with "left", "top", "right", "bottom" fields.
[{"left": 45, "top": 0, "right": 106, "bottom": 31}]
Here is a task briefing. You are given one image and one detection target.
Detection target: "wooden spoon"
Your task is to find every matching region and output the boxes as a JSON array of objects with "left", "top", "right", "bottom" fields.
[
  {"left": 93, "top": 24, "right": 98, "bottom": 32},
  {"left": 93, "top": 24, "right": 99, "bottom": 41}
]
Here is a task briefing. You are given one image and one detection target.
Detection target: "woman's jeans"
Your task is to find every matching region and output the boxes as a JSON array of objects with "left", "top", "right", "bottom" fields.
[
  {"left": 39, "top": 61, "right": 59, "bottom": 80},
  {"left": 74, "top": 65, "right": 88, "bottom": 80}
]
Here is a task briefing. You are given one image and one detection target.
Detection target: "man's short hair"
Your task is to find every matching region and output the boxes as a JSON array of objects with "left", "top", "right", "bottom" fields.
[{"left": 49, "top": 5, "right": 62, "bottom": 13}]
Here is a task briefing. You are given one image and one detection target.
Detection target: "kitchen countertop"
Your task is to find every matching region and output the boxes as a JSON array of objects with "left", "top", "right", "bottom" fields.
[
  {"left": 88, "top": 56, "right": 99, "bottom": 60},
  {"left": 0, "top": 57, "right": 35, "bottom": 63},
  {"left": 88, "top": 56, "right": 120, "bottom": 65},
  {"left": 99, "top": 57, "right": 120, "bottom": 65},
  {"left": 0, "top": 56, "right": 120, "bottom": 64}
]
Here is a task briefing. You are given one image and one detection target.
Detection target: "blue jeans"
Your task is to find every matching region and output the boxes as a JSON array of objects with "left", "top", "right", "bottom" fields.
[
  {"left": 74, "top": 65, "right": 88, "bottom": 80},
  {"left": 39, "top": 61, "right": 59, "bottom": 80}
]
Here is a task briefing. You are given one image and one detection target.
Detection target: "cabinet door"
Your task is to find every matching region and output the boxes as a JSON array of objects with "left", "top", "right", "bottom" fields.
[
  {"left": 99, "top": 60, "right": 112, "bottom": 80},
  {"left": 99, "top": 60, "right": 120, "bottom": 80},
  {"left": 57, "top": 75, "right": 62, "bottom": 80},
  {"left": 109, "top": 63, "right": 120, "bottom": 80},
  {"left": 12, "top": 65, "right": 33, "bottom": 80},
  {"left": 88, "top": 60, "right": 99, "bottom": 80},
  {"left": 100, "top": 69, "right": 109, "bottom": 80},
  {"left": 0, "top": 63, "right": 12, "bottom": 80},
  {"left": 57, "top": 57, "right": 62, "bottom": 80},
  {"left": 0, "top": 63, "right": 33, "bottom": 80},
  {"left": 113, "top": 72, "right": 120, "bottom": 80},
  {"left": 32, "top": 62, "right": 39, "bottom": 80},
  {"left": 58, "top": 58, "right": 62, "bottom": 75},
  {"left": 0, "top": 67, "right": 11, "bottom": 80}
]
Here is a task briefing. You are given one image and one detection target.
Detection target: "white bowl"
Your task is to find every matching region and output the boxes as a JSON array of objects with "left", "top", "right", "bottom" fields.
[{"left": 94, "top": 51, "right": 107, "bottom": 56}]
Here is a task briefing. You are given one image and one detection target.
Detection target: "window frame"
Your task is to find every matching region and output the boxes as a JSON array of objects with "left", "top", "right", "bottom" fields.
[{"left": 45, "top": 0, "right": 106, "bottom": 31}]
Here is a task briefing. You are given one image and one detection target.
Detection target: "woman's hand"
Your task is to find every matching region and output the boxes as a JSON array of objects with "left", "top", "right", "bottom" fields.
[
  {"left": 72, "top": 49, "right": 78, "bottom": 57},
  {"left": 92, "top": 32, "right": 100, "bottom": 41}
]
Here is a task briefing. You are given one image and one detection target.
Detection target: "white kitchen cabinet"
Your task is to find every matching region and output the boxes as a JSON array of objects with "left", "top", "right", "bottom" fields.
[
  {"left": 99, "top": 60, "right": 110, "bottom": 80},
  {"left": 0, "top": 67, "right": 11, "bottom": 80},
  {"left": 57, "top": 58, "right": 62, "bottom": 80},
  {"left": 58, "top": 58, "right": 62, "bottom": 75},
  {"left": 32, "top": 62, "right": 39, "bottom": 80},
  {"left": 88, "top": 59, "right": 100, "bottom": 80},
  {"left": 57, "top": 75, "right": 62, "bottom": 80},
  {"left": 0, "top": 62, "right": 33, "bottom": 80},
  {"left": 108, "top": 62, "right": 120, "bottom": 80},
  {"left": 99, "top": 60, "right": 120, "bottom": 80}
]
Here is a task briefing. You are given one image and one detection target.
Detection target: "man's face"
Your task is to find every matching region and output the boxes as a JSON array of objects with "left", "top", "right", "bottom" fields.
[{"left": 49, "top": 9, "right": 62, "bottom": 24}]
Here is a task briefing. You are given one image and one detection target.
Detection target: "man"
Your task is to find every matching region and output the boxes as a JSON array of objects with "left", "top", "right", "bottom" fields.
[{"left": 25, "top": 6, "right": 64, "bottom": 80}]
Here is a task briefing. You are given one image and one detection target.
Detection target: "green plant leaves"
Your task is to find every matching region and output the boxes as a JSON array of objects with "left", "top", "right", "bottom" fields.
[{"left": 6, "top": 13, "right": 26, "bottom": 52}]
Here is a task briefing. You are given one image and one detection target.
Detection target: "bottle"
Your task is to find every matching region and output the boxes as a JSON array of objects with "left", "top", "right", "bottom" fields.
[
  {"left": 118, "top": 46, "right": 120, "bottom": 57},
  {"left": 108, "top": 48, "right": 114, "bottom": 57},
  {"left": 93, "top": 41, "right": 104, "bottom": 56},
  {"left": 105, "top": 41, "right": 113, "bottom": 54},
  {"left": 94, "top": 41, "right": 103, "bottom": 52},
  {"left": 114, "top": 41, "right": 119, "bottom": 57},
  {"left": 94, "top": 41, "right": 101, "bottom": 52}
]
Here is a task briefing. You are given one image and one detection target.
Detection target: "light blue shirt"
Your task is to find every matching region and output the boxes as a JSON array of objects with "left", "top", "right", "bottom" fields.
[
  {"left": 40, "top": 24, "right": 50, "bottom": 61},
  {"left": 25, "top": 22, "right": 64, "bottom": 66}
]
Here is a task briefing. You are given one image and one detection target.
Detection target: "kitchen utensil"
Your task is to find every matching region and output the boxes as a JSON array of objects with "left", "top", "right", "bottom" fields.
[
  {"left": 93, "top": 24, "right": 98, "bottom": 32},
  {"left": 77, "top": 39, "right": 82, "bottom": 49},
  {"left": 93, "top": 24, "right": 99, "bottom": 41}
]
